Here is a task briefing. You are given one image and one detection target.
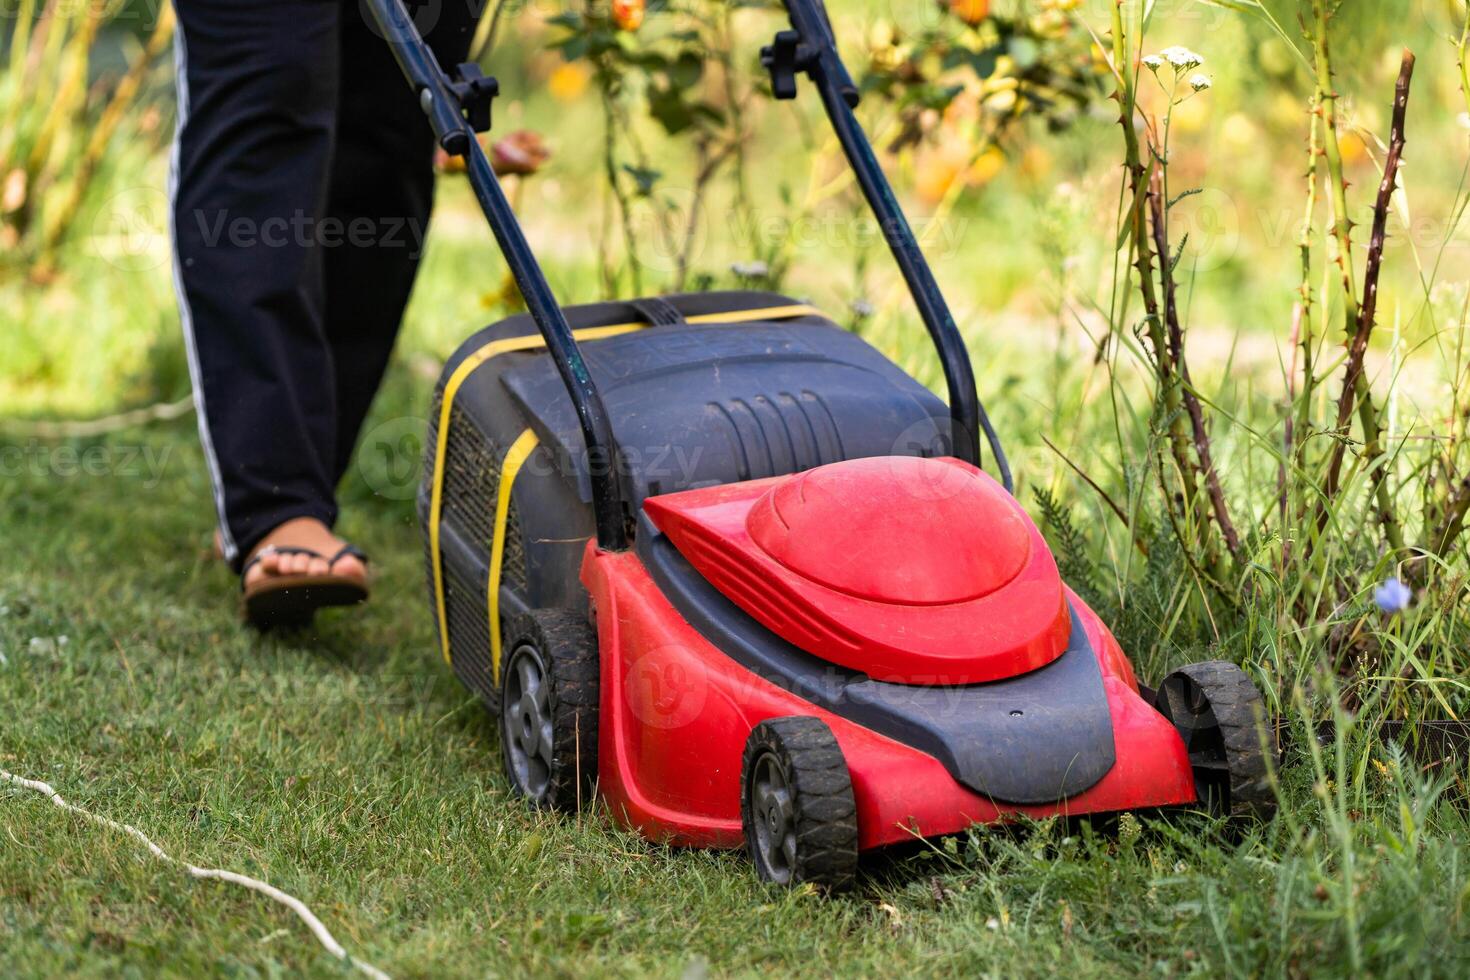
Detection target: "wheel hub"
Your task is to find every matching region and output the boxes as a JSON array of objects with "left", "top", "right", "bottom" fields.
[
  {"left": 502, "top": 644, "right": 555, "bottom": 799},
  {"left": 749, "top": 752, "right": 797, "bottom": 885}
]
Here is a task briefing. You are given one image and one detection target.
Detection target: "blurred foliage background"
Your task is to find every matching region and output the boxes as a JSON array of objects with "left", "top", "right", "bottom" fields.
[
  {"left": 6, "top": 0, "right": 1470, "bottom": 713},
  {"left": 8, "top": 1, "right": 1466, "bottom": 414}
]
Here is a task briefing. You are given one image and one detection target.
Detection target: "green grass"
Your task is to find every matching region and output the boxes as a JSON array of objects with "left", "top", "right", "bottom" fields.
[
  {"left": 3, "top": 372, "right": 1469, "bottom": 978},
  {"left": 7, "top": 2, "right": 1470, "bottom": 975}
]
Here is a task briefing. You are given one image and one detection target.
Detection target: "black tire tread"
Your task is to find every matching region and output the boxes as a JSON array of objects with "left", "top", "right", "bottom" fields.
[
  {"left": 501, "top": 608, "right": 599, "bottom": 812},
  {"left": 741, "top": 716, "right": 859, "bottom": 890},
  {"left": 1160, "top": 660, "right": 1275, "bottom": 821}
]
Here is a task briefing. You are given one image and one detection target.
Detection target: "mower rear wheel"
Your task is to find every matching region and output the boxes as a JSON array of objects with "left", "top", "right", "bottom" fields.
[
  {"left": 499, "top": 608, "right": 599, "bottom": 811},
  {"left": 1154, "top": 661, "right": 1275, "bottom": 822},
  {"left": 740, "top": 717, "right": 858, "bottom": 890}
]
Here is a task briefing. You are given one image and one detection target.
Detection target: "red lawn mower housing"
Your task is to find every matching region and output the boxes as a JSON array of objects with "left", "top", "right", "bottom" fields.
[{"left": 370, "top": 0, "right": 1276, "bottom": 889}]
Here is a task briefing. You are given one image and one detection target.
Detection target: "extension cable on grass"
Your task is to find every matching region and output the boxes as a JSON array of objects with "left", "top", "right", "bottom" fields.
[{"left": 1, "top": 770, "right": 390, "bottom": 980}]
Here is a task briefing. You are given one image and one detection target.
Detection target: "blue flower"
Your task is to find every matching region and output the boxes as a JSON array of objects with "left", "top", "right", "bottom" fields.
[{"left": 1373, "top": 579, "right": 1412, "bottom": 615}]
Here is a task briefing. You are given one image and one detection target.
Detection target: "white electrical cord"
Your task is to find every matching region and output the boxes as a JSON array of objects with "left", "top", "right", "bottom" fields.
[{"left": 1, "top": 770, "right": 390, "bottom": 980}]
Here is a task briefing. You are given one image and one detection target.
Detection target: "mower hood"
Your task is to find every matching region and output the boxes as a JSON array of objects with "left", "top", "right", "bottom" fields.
[{"left": 642, "top": 456, "right": 1070, "bottom": 685}]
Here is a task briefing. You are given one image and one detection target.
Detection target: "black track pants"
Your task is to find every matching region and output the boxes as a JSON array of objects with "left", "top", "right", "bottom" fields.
[{"left": 171, "top": 0, "right": 474, "bottom": 567}]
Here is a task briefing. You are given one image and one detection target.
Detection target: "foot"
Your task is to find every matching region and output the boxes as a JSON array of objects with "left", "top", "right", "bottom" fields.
[{"left": 242, "top": 518, "right": 368, "bottom": 590}]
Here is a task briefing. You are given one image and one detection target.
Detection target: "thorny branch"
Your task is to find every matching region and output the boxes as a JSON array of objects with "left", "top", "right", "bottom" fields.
[
  {"left": 1147, "top": 165, "right": 1243, "bottom": 561},
  {"left": 1317, "top": 3, "right": 1405, "bottom": 555}
]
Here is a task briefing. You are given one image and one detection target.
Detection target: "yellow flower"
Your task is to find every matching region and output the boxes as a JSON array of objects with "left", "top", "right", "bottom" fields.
[
  {"left": 967, "top": 145, "right": 1006, "bottom": 186},
  {"left": 915, "top": 154, "right": 962, "bottom": 205},
  {"left": 1019, "top": 144, "right": 1052, "bottom": 180},
  {"left": 984, "top": 87, "right": 1019, "bottom": 114},
  {"left": 1339, "top": 130, "right": 1369, "bottom": 167},
  {"left": 548, "top": 62, "right": 591, "bottom": 103}
]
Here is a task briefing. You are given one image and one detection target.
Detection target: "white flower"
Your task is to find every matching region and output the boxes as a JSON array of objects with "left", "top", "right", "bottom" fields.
[
  {"left": 1141, "top": 54, "right": 1164, "bottom": 71},
  {"left": 1161, "top": 45, "right": 1204, "bottom": 71},
  {"left": 1188, "top": 74, "right": 1212, "bottom": 93},
  {"left": 851, "top": 298, "right": 875, "bottom": 318},
  {"left": 730, "top": 261, "right": 769, "bottom": 279},
  {"left": 985, "top": 917, "right": 1001, "bottom": 931}
]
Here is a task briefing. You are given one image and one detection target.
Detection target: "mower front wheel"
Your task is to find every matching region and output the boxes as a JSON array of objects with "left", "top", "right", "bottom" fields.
[
  {"left": 499, "top": 608, "right": 599, "bottom": 812},
  {"left": 1154, "top": 661, "right": 1275, "bottom": 822},
  {"left": 740, "top": 716, "right": 858, "bottom": 890}
]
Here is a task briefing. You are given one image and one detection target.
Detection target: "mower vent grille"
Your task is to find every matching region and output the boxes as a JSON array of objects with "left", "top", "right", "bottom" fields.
[
  {"left": 420, "top": 392, "right": 528, "bottom": 692},
  {"left": 443, "top": 559, "right": 497, "bottom": 706},
  {"left": 440, "top": 403, "right": 528, "bottom": 593}
]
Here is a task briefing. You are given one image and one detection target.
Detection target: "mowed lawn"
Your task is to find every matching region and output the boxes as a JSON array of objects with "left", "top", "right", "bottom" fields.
[
  {"left": 0, "top": 370, "right": 1467, "bottom": 977},
  {"left": 6, "top": 6, "right": 1470, "bottom": 969}
]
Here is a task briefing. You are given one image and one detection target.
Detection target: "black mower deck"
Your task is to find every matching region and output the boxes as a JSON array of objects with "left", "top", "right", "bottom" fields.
[{"left": 420, "top": 291, "right": 952, "bottom": 705}]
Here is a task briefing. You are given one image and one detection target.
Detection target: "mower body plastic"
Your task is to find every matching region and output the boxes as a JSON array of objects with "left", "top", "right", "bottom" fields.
[
  {"left": 422, "top": 296, "right": 1199, "bottom": 853},
  {"left": 582, "top": 514, "right": 1196, "bottom": 849}
]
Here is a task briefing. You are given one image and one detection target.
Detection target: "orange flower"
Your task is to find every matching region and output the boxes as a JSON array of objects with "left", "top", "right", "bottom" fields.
[
  {"left": 946, "top": 0, "right": 990, "bottom": 27},
  {"left": 612, "top": 0, "right": 645, "bottom": 32}
]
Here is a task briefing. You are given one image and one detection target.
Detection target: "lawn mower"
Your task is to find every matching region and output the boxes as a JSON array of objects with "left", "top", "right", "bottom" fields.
[{"left": 368, "top": 0, "right": 1275, "bottom": 888}]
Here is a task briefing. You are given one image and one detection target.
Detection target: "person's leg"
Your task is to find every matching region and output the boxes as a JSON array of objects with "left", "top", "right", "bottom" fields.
[
  {"left": 171, "top": 0, "right": 344, "bottom": 570},
  {"left": 322, "top": 0, "right": 477, "bottom": 482}
]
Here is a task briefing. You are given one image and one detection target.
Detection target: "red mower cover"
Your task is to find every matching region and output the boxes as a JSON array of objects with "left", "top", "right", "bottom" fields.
[{"left": 643, "top": 456, "right": 1071, "bottom": 685}]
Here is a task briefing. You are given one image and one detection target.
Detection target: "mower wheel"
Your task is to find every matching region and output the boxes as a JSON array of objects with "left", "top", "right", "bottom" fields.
[
  {"left": 499, "top": 608, "right": 599, "bottom": 812},
  {"left": 1154, "top": 661, "right": 1275, "bottom": 822},
  {"left": 740, "top": 716, "right": 858, "bottom": 890}
]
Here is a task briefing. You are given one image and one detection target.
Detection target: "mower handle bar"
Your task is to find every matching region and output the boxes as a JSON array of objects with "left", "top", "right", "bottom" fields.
[
  {"left": 366, "top": 0, "right": 1013, "bottom": 555},
  {"left": 365, "top": 0, "right": 630, "bottom": 550},
  {"left": 777, "top": 0, "right": 1009, "bottom": 489}
]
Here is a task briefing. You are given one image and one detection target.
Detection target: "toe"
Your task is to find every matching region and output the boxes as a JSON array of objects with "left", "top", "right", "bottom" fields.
[{"left": 332, "top": 554, "right": 367, "bottom": 584}]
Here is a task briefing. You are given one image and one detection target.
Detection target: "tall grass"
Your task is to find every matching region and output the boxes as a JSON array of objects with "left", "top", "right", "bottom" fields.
[
  {"left": 0, "top": 0, "right": 175, "bottom": 278},
  {"left": 1029, "top": 1, "right": 1470, "bottom": 742}
]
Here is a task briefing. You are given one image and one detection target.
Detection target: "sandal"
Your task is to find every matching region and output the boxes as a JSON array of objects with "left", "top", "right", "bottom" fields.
[{"left": 240, "top": 544, "right": 370, "bottom": 629}]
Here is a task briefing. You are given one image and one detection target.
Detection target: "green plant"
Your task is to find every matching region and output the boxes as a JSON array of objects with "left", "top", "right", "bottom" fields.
[
  {"left": 549, "top": 0, "right": 763, "bottom": 295},
  {"left": 0, "top": 1, "right": 175, "bottom": 278},
  {"left": 1066, "top": 0, "right": 1470, "bottom": 722}
]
